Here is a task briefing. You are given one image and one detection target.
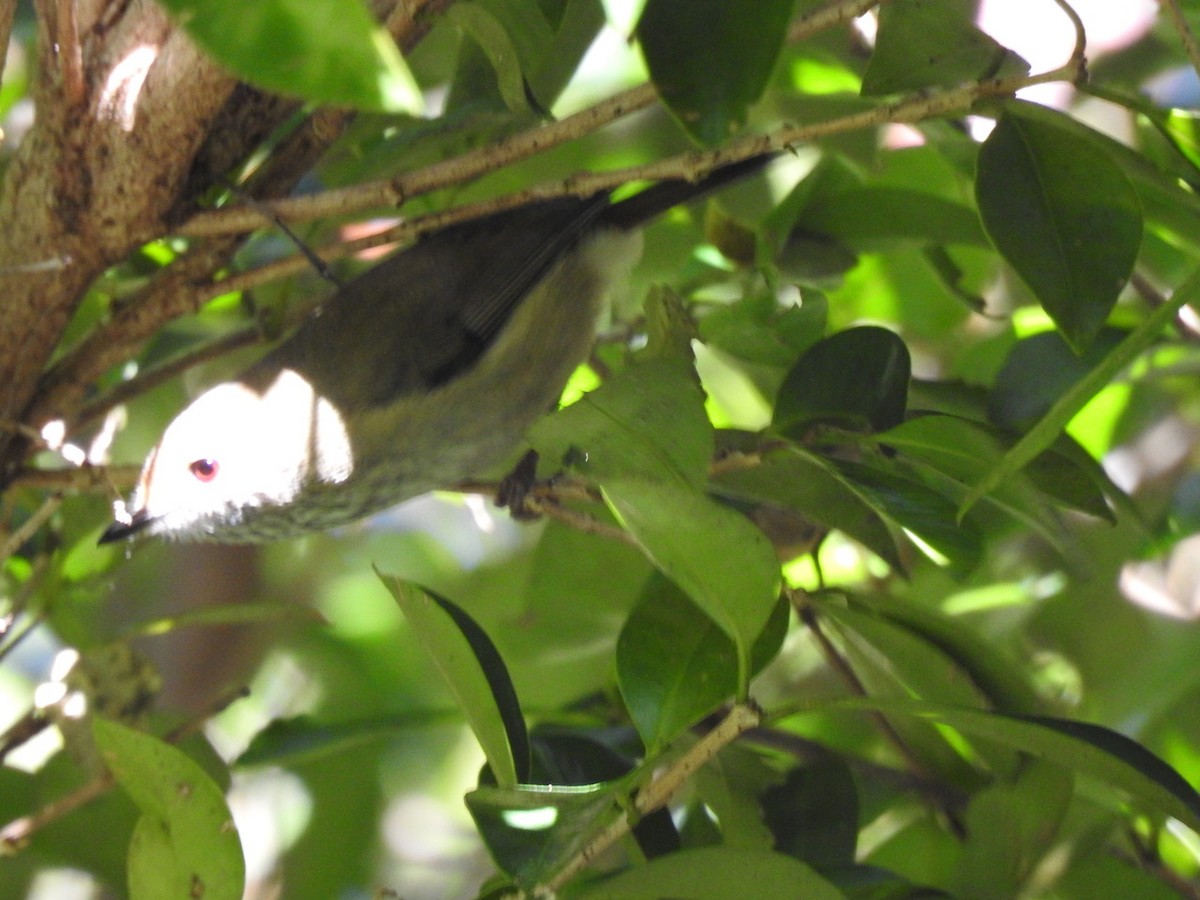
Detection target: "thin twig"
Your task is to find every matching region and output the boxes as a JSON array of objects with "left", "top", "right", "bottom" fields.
[
  {"left": 791, "top": 592, "right": 932, "bottom": 779},
  {"left": 189, "top": 55, "right": 1086, "bottom": 307},
  {"left": 452, "top": 477, "right": 636, "bottom": 545}
]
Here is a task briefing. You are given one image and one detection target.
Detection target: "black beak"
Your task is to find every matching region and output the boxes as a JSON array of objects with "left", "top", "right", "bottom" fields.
[{"left": 98, "top": 508, "right": 154, "bottom": 545}]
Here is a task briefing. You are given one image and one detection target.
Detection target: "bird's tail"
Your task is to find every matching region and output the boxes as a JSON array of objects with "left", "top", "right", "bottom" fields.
[{"left": 599, "top": 152, "right": 776, "bottom": 230}]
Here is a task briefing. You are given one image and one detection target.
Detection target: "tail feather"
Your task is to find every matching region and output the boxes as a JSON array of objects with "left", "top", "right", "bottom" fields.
[{"left": 599, "top": 153, "right": 776, "bottom": 230}]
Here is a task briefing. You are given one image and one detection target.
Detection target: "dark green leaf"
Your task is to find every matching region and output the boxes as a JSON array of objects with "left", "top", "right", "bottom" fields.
[
  {"left": 774, "top": 326, "right": 911, "bottom": 435},
  {"left": 156, "top": 0, "right": 421, "bottom": 113},
  {"left": 863, "top": 0, "right": 1029, "bottom": 95},
  {"left": 379, "top": 577, "right": 529, "bottom": 787},
  {"left": 831, "top": 458, "right": 982, "bottom": 574},
  {"left": 617, "top": 578, "right": 787, "bottom": 752},
  {"left": 989, "top": 329, "right": 1125, "bottom": 428},
  {"left": 93, "top": 718, "right": 244, "bottom": 900},
  {"left": 637, "top": 0, "right": 793, "bottom": 146},
  {"left": 951, "top": 761, "right": 1073, "bottom": 899},
  {"left": 444, "top": 3, "right": 539, "bottom": 114},
  {"left": 976, "top": 102, "right": 1143, "bottom": 352},
  {"left": 604, "top": 478, "right": 781, "bottom": 689},
  {"left": 878, "top": 414, "right": 1065, "bottom": 547},
  {"left": 956, "top": 264, "right": 1200, "bottom": 515},
  {"left": 762, "top": 760, "right": 859, "bottom": 868},
  {"left": 466, "top": 780, "right": 622, "bottom": 884},
  {"left": 799, "top": 188, "right": 989, "bottom": 249}
]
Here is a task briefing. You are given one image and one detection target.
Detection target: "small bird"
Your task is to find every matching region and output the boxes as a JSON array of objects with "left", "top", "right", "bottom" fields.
[{"left": 100, "top": 158, "right": 769, "bottom": 543}]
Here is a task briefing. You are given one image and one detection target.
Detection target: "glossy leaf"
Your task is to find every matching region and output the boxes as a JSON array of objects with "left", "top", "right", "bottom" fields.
[
  {"left": 467, "top": 780, "right": 622, "bottom": 884},
  {"left": 572, "top": 846, "right": 844, "bottom": 899},
  {"left": 637, "top": 0, "right": 792, "bottom": 146},
  {"left": 380, "top": 577, "right": 529, "bottom": 787},
  {"left": 774, "top": 326, "right": 911, "bottom": 435},
  {"left": 156, "top": 0, "right": 421, "bottom": 113},
  {"left": 878, "top": 414, "right": 1066, "bottom": 547},
  {"left": 94, "top": 718, "right": 244, "bottom": 900},
  {"left": 976, "top": 102, "right": 1142, "bottom": 352},
  {"left": 604, "top": 478, "right": 781, "bottom": 689},
  {"left": 832, "top": 458, "right": 982, "bottom": 573},
  {"left": 617, "top": 578, "right": 788, "bottom": 752},
  {"left": 863, "top": 0, "right": 1029, "bottom": 95}
]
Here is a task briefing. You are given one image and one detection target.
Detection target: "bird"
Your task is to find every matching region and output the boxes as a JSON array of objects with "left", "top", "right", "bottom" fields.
[{"left": 99, "top": 157, "right": 771, "bottom": 543}]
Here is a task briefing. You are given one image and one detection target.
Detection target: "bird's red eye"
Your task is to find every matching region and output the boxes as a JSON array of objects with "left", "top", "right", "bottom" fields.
[{"left": 189, "top": 458, "right": 219, "bottom": 482}]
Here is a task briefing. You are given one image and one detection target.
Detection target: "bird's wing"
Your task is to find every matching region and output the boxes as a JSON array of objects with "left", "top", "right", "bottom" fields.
[{"left": 249, "top": 196, "right": 608, "bottom": 411}]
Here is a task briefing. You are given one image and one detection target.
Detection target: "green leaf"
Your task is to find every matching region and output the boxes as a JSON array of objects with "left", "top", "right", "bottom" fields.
[
  {"left": 156, "top": 0, "right": 421, "bottom": 113},
  {"left": 466, "top": 780, "right": 623, "bottom": 884},
  {"left": 822, "top": 699, "right": 1200, "bottom": 833},
  {"left": 617, "top": 578, "right": 788, "bottom": 752},
  {"left": 976, "top": 102, "right": 1143, "bottom": 352},
  {"left": 236, "top": 711, "right": 448, "bottom": 767},
  {"left": 958, "top": 263, "right": 1200, "bottom": 516},
  {"left": 761, "top": 761, "right": 859, "bottom": 869},
  {"left": 636, "top": 0, "right": 793, "bottom": 146},
  {"left": 819, "top": 601, "right": 1009, "bottom": 781},
  {"left": 951, "top": 760, "right": 1074, "bottom": 899},
  {"left": 878, "top": 414, "right": 1065, "bottom": 546},
  {"left": 603, "top": 478, "right": 781, "bottom": 691},
  {"left": 831, "top": 458, "right": 982, "bottom": 573},
  {"left": 530, "top": 356, "right": 713, "bottom": 491},
  {"left": 799, "top": 187, "right": 989, "bottom": 249},
  {"left": 774, "top": 326, "right": 911, "bottom": 435},
  {"left": 93, "top": 718, "right": 244, "bottom": 900},
  {"left": 989, "top": 329, "right": 1125, "bottom": 429},
  {"left": 845, "top": 592, "right": 1044, "bottom": 715},
  {"left": 572, "top": 846, "right": 845, "bottom": 899},
  {"left": 444, "top": 2, "right": 542, "bottom": 114},
  {"left": 379, "top": 577, "right": 529, "bottom": 787},
  {"left": 712, "top": 448, "right": 906, "bottom": 573},
  {"left": 862, "top": 0, "right": 1029, "bottom": 95}
]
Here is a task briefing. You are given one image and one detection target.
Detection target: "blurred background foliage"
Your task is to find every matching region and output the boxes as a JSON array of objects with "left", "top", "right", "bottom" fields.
[{"left": 5, "top": 0, "right": 1200, "bottom": 897}]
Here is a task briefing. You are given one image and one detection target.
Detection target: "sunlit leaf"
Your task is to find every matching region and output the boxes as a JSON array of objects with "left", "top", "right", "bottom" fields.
[
  {"left": 94, "top": 718, "right": 244, "bottom": 900},
  {"left": 380, "top": 577, "right": 529, "bottom": 787},
  {"left": 156, "top": 0, "right": 422, "bottom": 113}
]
